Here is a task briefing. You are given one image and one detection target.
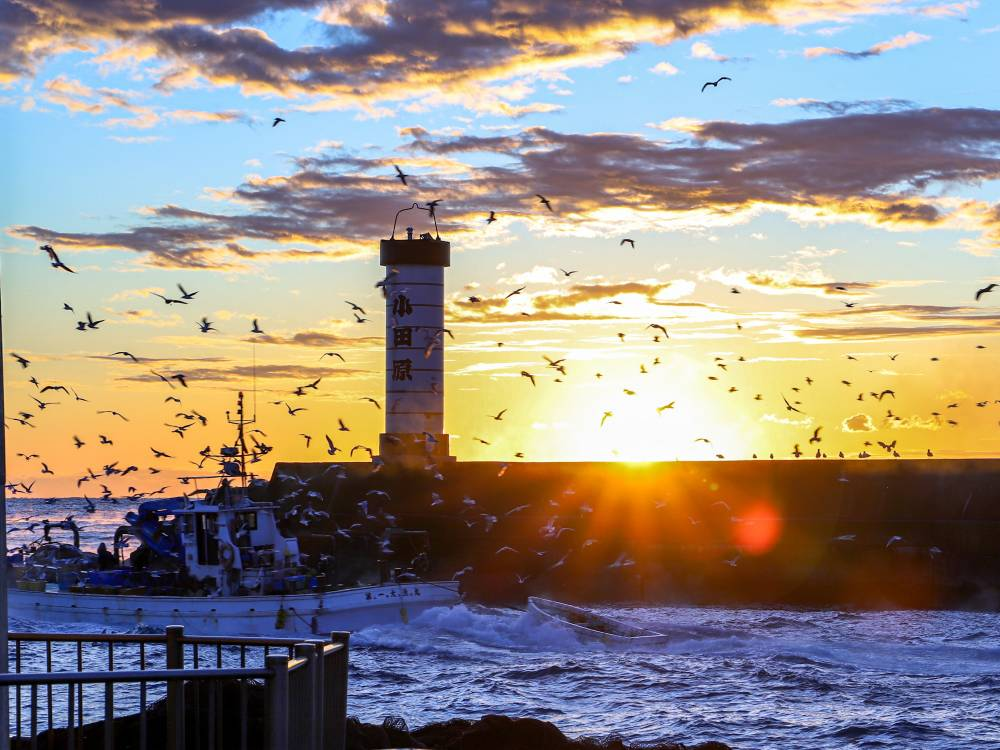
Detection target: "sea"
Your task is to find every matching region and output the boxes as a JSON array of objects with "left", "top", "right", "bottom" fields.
[{"left": 7, "top": 498, "right": 1000, "bottom": 749}]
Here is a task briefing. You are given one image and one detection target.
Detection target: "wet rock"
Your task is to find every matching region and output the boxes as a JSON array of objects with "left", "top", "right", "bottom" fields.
[{"left": 345, "top": 713, "right": 733, "bottom": 750}]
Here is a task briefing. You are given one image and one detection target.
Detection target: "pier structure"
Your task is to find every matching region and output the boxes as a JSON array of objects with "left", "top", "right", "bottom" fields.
[{"left": 378, "top": 208, "right": 452, "bottom": 465}]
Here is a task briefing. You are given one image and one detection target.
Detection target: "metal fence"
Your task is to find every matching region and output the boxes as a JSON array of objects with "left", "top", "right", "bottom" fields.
[{"left": 1, "top": 625, "right": 349, "bottom": 750}]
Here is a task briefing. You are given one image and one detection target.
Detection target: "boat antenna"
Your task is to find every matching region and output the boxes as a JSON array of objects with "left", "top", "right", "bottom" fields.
[{"left": 251, "top": 342, "right": 257, "bottom": 421}]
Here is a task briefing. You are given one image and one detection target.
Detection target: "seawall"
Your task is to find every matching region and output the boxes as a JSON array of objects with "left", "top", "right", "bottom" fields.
[{"left": 269, "top": 459, "right": 1000, "bottom": 609}]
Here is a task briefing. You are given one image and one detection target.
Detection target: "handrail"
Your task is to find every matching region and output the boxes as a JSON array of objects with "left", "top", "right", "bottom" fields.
[
  {"left": 8, "top": 631, "right": 318, "bottom": 647},
  {"left": 0, "top": 667, "right": 269, "bottom": 686}
]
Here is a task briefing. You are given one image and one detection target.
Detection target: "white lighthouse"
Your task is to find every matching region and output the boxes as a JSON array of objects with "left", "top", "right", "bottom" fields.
[{"left": 379, "top": 208, "right": 451, "bottom": 464}]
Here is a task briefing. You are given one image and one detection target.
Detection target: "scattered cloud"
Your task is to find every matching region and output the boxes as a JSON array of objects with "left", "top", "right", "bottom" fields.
[
  {"left": 918, "top": 1, "right": 977, "bottom": 17},
  {"left": 772, "top": 97, "right": 917, "bottom": 115},
  {"left": 118, "top": 363, "right": 369, "bottom": 384},
  {"left": 1, "top": 0, "right": 917, "bottom": 113},
  {"left": 109, "top": 135, "right": 165, "bottom": 144},
  {"left": 805, "top": 31, "right": 930, "bottom": 59},
  {"left": 247, "top": 331, "right": 381, "bottom": 347},
  {"left": 796, "top": 304, "right": 1000, "bottom": 340},
  {"left": 11, "top": 107, "right": 1000, "bottom": 268},
  {"left": 690, "top": 41, "right": 727, "bottom": 62},
  {"left": 649, "top": 62, "right": 679, "bottom": 76},
  {"left": 842, "top": 413, "right": 875, "bottom": 432},
  {"left": 704, "top": 266, "right": 891, "bottom": 297}
]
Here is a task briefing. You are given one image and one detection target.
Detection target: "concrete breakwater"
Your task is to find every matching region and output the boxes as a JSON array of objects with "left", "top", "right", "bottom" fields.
[{"left": 270, "top": 459, "right": 1000, "bottom": 609}]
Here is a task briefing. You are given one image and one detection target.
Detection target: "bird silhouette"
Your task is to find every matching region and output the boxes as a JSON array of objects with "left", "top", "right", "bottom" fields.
[
  {"left": 701, "top": 76, "right": 732, "bottom": 92},
  {"left": 620, "top": 238, "right": 635, "bottom": 248},
  {"left": 393, "top": 165, "right": 408, "bottom": 186},
  {"left": 325, "top": 435, "right": 340, "bottom": 455},
  {"left": 41, "top": 244, "right": 75, "bottom": 273},
  {"left": 974, "top": 283, "right": 997, "bottom": 301},
  {"left": 251, "top": 319, "right": 264, "bottom": 334},
  {"left": 272, "top": 117, "right": 286, "bottom": 127},
  {"left": 152, "top": 292, "right": 186, "bottom": 305},
  {"left": 536, "top": 194, "right": 553, "bottom": 211},
  {"left": 177, "top": 284, "right": 198, "bottom": 300},
  {"left": 486, "top": 210, "right": 497, "bottom": 224}
]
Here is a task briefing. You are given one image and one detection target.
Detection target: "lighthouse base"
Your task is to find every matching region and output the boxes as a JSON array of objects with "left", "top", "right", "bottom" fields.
[{"left": 379, "top": 433, "right": 453, "bottom": 466}]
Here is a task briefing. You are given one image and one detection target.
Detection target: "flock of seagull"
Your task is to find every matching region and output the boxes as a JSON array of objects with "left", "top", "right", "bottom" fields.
[{"left": 7, "top": 128, "right": 1000, "bottom": 575}]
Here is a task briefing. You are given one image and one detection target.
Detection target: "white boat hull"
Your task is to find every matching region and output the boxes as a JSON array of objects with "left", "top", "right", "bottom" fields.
[
  {"left": 527, "top": 597, "right": 670, "bottom": 645},
  {"left": 9, "top": 582, "right": 461, "bottom": 636}
]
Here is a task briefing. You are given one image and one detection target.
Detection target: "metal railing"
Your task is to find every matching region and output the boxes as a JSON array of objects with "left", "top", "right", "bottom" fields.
[{"left": 1, "top": 625, "right": 348, "bottom": 750}]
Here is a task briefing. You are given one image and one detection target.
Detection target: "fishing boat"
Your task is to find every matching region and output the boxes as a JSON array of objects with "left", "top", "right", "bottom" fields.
[
  {"left": 527, "top": 597, "right": 670, "bottom": 645},
  {"left": 8, "top": 393, "right": 461, "bottom": 636}
]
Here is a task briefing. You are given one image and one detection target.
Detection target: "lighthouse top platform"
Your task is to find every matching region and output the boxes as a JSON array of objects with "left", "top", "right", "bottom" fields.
[{"left": 380, "top": 236, "right": 450, "bottom": 267}]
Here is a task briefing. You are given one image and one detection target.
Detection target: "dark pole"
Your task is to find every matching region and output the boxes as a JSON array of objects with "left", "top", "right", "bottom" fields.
[{"left": 0, "top": 275, "right": 10, "bottom": 747}]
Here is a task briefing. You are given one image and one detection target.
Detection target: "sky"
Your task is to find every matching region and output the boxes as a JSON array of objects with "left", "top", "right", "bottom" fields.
[{"left": 1, "top": 0, "right": 999, "bottom": 498}]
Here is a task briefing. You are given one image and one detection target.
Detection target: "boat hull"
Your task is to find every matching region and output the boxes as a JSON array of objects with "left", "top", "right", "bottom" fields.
[
  {"left": 9, "top": 581, "right": 460, "bottom": 636},
  {"left": 527, "top": 597, "right": 670, "bottom": 645}
]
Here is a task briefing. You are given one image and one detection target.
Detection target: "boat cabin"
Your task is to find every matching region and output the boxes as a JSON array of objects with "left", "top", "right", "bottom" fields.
[{"left": 170, "top": 479, "right": 303, "bottom": 596}]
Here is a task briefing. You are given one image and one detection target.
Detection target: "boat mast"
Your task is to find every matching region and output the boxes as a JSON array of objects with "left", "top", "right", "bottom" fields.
[{"left": 225, "top": 391, "right": 255, "bottom": 489}]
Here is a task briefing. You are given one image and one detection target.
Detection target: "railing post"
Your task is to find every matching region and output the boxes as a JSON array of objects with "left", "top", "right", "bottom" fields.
[
  {"left": 309, "top": 640, "right": 327, "bottom": 749},
  {"left": 165, "top": 625, "right": 185, "bottom": 750},
  {"left": 324, "top": 632, "right": 349, "bottom": 750},
  {"left": 294, "top": 644, "right": 319, "bottom": 750},
  {"left": 265, "top": 654, "right": 289, "bottom": 750}
]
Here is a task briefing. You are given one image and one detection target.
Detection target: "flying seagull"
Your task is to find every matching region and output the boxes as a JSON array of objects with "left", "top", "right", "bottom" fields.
[
  {"left": 486, "top": 211, "right": 497, "bottom": 225},
  {"left": 536, "top": 194, "right": 553, "bottom": 211},
  {"left": 394, "top": 165, "right": 408, "bottom": 186},
  {"left": 272, "top": 117, "right": 286, "bottom": 127},
  {"left": 505, "top": 286, "right": 525, "bottom": 300},
  {"left": 701, "top": 76, "right": 732, "bottom": 92},
  {"left": 620, "top": 238, "right": 635, "bottom": 248},
  {"left": 152, "top": 292, "right": 186, "bottom": 305},
  {"left": 177, "top": 284, "right": 198, "bottom": 300},
  {"left": 41, "top": 244, "right": 75, "bottom": 273},
  {"left": 975, "top": 283, "right": 997, "bottom": 301}
]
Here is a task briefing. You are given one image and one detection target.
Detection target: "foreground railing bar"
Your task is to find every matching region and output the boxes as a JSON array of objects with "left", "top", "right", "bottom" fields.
[
  {"left": 15, "top": 640, "right": 22, "bottom": 740},
  {"left": 45, "top": 640, "right": 53, "bottom": 739},
  {"left": 139, "top": 642, "right": 148, "bottom": 750},
  {"left": 29, "top": 684, "right": 37, "bottom": 750},
  {"left": 66, "top": 683, "right": 75, "bottom": 750},
  {"left": 103, "top": 682, "right": 113, "bottom": 750},
  {"left": 9, "top": 634, "right": 168, "bottom": 645},
  {"left": 75, "top": 641, "right": 83, "bottom": 733},
  {"left": 266, "top": 654, "right": 289, "bottom": 750},
  {"left": 165, "top": 626, "right": 184, "bottom": 750},
  {"left": 240, "top": 677, "right": 248, "bottom": 750},
  {"left": 192, "top": 642, "right": 201, "bottom": 748},
  {"left": 10, "top": 632, "right": 311, "bottom": 648},
  {"left": 0, "top": 667, "right": 270, "bottom": 687}
]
